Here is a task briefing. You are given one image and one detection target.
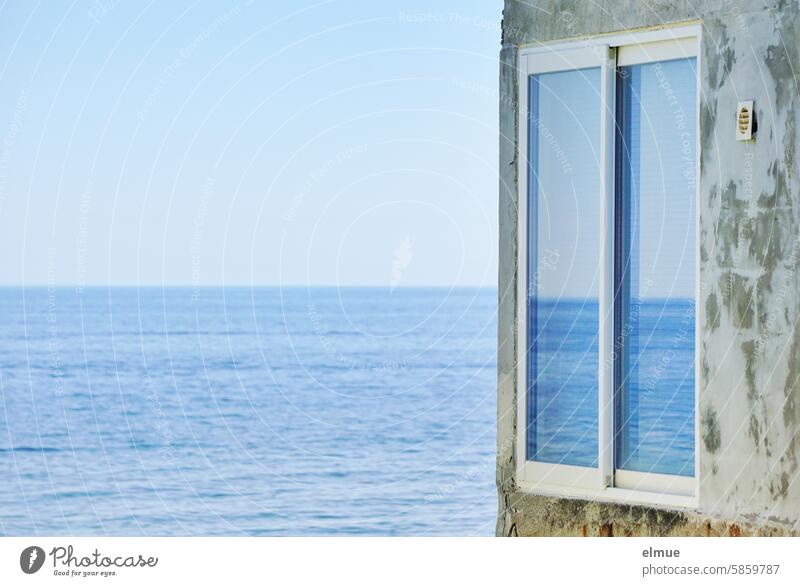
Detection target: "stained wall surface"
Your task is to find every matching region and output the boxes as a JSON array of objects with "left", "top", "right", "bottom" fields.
[{"left": 498, "top": 0, "right": 800, "bottom": 536}]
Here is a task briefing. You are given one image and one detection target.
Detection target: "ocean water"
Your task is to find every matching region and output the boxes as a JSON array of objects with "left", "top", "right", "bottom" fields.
[{"left": 0, "top": 287, "right": 498, "bottom": 536}]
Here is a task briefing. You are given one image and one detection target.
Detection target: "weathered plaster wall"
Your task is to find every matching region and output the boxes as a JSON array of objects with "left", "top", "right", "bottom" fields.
[{"left": 498, "top": 0, "right": 800, "bottom": 536}]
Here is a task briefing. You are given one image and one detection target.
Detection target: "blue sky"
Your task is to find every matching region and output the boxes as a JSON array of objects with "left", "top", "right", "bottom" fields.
[{"left": 0, "top": 0, "right": 501, "bottom": 287}]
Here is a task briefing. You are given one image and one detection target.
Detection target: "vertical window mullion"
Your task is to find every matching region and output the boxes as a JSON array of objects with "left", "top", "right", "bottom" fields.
[{"left": 598, "top": 46, "right": 616, "bottom": 488}]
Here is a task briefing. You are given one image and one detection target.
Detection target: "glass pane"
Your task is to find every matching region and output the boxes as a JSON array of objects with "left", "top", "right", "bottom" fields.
[
  {"left": 527, "top": 68, "right": 600, "bottom": 467},
  {"left": 615, "top": 57, "right": 696, "bottom": 477}
]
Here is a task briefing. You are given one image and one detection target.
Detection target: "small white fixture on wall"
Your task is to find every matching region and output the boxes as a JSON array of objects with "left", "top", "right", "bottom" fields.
[{"left": 736, "top": 100, "right": 754, "bottom": 141}]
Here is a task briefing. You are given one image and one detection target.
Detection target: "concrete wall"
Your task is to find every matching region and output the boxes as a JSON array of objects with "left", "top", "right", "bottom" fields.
[{"left": 498, "top": 0, "right": 800, "bottom": 536}]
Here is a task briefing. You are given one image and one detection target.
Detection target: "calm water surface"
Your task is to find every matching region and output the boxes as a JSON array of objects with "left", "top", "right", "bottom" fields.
[{"left": 0, "top": 287, "right": 497, "bottom": 536}]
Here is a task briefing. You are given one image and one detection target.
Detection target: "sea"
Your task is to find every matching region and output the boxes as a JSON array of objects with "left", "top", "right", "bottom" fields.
[{"left": 0, "top": 287, "right": 498, "bottom": 536}]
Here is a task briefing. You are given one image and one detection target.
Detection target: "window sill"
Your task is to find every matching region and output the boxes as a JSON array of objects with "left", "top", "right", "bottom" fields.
[{"left": 516, "top": 479, "right": 698, "bottom": 511}]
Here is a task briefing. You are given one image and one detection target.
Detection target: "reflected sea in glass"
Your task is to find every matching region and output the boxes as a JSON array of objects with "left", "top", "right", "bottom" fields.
[{"left": 528, "top": 298, "right": 694, "bottom": 475}]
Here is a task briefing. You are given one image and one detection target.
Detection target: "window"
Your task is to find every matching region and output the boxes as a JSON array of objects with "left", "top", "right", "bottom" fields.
[
  {"left": 516, "top": 27, "right": 699, "bottom": 505},
  {"left": 527, "top": 67, "right": 601, "bottom": 469}
]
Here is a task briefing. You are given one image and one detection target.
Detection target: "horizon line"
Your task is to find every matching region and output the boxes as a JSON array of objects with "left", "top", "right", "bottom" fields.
[{"left": 0, "top": 283, "right": 500, "bottom": 289}]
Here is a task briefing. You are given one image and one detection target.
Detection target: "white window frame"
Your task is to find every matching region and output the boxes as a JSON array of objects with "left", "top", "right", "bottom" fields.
[{"left": 515, "top": 23, "right": 701, "bottom": 509}]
